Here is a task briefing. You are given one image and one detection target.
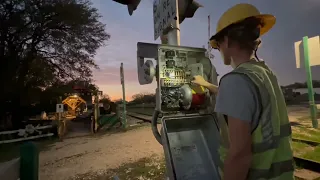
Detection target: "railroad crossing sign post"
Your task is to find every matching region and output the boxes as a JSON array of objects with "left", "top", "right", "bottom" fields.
[
  {"left": 56, "top": 104, "right": 64, "bottom": 113},
  {"left": 294, "top": 36, "right": 320, "bottom": 128},
  {"left": 120, "top": 62, "right": 127, "bottom": 129},
  {"left": 153, "top": 0, "right": 179, "bottom": 45},
  {"left": 57, "top": 96, "right": 65, "bottom": 140},
  {"left": 92, "top": 90, "right": 103, "bottom": 133}
]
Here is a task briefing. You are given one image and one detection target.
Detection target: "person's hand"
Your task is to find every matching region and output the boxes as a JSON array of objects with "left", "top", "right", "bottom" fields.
[{"left": 191, "top": 75, "right": 208, "bottom": 87}]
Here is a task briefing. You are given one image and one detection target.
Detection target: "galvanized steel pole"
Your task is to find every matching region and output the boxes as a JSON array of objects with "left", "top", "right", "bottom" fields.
[{"left": 166, "top": 0, "right": 180, "bottom": 46}]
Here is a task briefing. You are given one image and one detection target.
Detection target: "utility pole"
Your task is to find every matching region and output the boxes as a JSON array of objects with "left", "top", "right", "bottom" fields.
[
  {"left": 120, "top": 62, "right": 127, "bottom": 129},
  {"left": 208, "top": 15, "right": 210, "bottom": 50}
]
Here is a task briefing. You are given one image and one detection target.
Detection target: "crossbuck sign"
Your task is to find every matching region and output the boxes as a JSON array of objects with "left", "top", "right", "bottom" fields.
[{"left": 153, "top": 0, "right": 177, "bottom": 40}]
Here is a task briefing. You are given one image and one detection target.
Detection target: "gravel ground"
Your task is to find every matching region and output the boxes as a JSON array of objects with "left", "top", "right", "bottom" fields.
[
  {"left": 38, "top": 106, "right": 316, "bottom": 180},
  {"left": 39, "top": 117, "right": 163, "bottom": 180}
]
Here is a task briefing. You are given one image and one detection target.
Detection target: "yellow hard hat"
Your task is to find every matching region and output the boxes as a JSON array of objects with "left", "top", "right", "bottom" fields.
[{"left": 209, "top": 3, "right": 276, "bottom": 49}]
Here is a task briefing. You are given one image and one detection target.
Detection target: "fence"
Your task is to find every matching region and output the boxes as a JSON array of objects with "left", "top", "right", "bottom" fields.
[
  {"left": 0, "top": 125, "right": 54, "bottom": 145},
  {"left": 0, "top": 142, "right": 39, "bottom": 180}
]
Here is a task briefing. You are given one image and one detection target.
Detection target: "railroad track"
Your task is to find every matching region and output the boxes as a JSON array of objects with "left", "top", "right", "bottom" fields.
[
  {"left": 292, "top": 137, "right": 320, "bottom": 174},
  {"left": 292, "top": 137, "right": 320, "bottom": 146},
  {"left": 126, "top": 111, "right": 152, "bottom": 123}
]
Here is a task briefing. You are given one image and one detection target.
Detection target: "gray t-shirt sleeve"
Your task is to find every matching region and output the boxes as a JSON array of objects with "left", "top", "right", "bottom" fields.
[{"left": 214, "top": 73, "right": 259, "bottom": 123}]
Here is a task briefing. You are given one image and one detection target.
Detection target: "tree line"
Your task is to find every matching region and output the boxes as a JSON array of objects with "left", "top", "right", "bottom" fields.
[
  {"left": 283, "top": 80, "right": 320, "bottom": 89},
  {"left": 129, "top": 93, "right": 156, "bottom": 105}
]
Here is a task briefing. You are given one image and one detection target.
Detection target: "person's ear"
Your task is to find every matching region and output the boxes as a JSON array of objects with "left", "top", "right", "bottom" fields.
[{"left": 224, "top": 36, "right": 229, "bottom": 48}]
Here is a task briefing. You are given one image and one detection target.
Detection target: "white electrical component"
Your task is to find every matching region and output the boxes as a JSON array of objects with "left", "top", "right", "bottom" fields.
[
  {"left": 56, "top": 104, "right": 64, "bottom": 113},
  {"left": 142, "top": 60, "right": 156, "bottom": 83}
]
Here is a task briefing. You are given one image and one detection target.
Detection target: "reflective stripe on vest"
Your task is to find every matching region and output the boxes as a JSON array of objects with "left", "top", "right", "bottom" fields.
[
  {"left": 218, "top": 159, "right": 294, "bottom": 180},
  {"left": 217, "top": 124, "right": 292, "bottom": 165},
  {"left": 253, "top": 124, "right": 291, "bottom": 153},
  {"left": 248, "top": 159, "right": 294, "bottom": 179}
]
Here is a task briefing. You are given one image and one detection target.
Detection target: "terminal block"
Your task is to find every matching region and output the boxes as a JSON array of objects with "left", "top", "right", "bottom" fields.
[{"left": 137, "top": 42, "right": 218, "bottom": 113}]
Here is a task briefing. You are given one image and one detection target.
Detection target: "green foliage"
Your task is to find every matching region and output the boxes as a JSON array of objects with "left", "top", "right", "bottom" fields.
[
  {"left": 130, "top": 93, "right": 155, "bottom": 104},
  {"left": 41, "top": 79, "right": 99, "bottom": 103},
  {"left": 99, "top": 94, "right": 111, "bottom": 104},
  {"left": 0, "top": 0, "right": 109, "bottom": 124},
  {"left": 0, "top": 0, "right": 109, "bottom": 100}
]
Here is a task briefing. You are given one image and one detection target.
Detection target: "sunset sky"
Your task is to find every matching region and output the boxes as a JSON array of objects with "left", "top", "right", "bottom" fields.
[{"left": 91, "top": 0, "right": 320, "bottom": 101}]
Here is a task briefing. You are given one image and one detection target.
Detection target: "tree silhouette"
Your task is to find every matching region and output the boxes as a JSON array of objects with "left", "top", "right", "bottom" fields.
[
  {"left": 130, "top": 93, "right": 155, "bottom": 104},
  {"left": 99, "top": 94, "right": 111, "bottom": 104},
  {"left": 284, "top": 80, "right": 320, "bottom": 89},
  {"left": 0, "top": 0, "right": 109, "bottom": 128}
]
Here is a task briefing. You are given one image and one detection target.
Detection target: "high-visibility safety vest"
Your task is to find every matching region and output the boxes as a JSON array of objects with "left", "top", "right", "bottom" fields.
[{"left": 218, "top": 61, "right": 295, "bottom": 180}]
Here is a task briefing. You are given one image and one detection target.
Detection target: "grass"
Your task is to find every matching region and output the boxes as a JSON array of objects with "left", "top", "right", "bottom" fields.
[
  {"left": 107, "top": 155, "right": 166, "bottom": 180},
  {"left": 292, "top": 125, "right": 320, "bottom": 142},
  {"left": 71, "top": 155, "right": 166, "bottom": 180},
  {"left": 291, "top": 119, "right": 320, "bottom": 164},
  {"left": 291, "top": 141, "right": 317, "bottom": 160},
  {"left": 302, "top": 146, "right": 320, "bottom": 161}
]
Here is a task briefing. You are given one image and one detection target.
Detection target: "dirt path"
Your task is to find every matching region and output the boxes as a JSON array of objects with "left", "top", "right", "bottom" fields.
[
  {"left": 38, "top": 106, "right": 316, "bottom": 180},
  {"left": 39, "top": 125, "right": 163, "bottom": 180}
]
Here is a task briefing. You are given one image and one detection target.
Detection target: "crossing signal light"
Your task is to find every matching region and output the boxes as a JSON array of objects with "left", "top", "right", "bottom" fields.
[
  {"left": 178, "top": 0, "right": 202, "bottom": 24},
  {"left": 112, "top": 0, "right": 141, "bottom": 16},
  {"left": 113, "top": 0, "right": 201, "bottom": 19}
]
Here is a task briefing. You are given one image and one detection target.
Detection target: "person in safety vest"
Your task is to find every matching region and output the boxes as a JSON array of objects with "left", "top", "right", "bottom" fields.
[{"left": 192, "top": 3, "right": 295, "bottom": 180}]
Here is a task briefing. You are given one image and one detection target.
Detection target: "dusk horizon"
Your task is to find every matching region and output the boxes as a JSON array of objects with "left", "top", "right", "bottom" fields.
[{"left": 92, "top": 0, "right": 320, "bottom": 101}]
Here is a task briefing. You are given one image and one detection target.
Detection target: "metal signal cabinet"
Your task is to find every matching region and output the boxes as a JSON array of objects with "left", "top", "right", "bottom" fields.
[{"left": 137, "top": 42, "right": 222, "bottom": 180}]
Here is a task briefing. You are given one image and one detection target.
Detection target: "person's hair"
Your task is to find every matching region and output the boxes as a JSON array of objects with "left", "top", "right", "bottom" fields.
[{"left": 216, "top": 17, "right": 264, "bottom": 52}]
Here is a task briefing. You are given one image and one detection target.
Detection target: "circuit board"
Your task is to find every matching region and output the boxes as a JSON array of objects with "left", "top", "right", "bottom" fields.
[{"left": 157, "top": 47, "right": 206, "bottom": 111}]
